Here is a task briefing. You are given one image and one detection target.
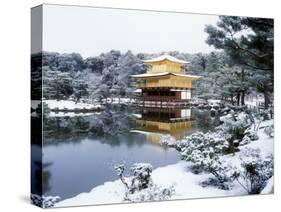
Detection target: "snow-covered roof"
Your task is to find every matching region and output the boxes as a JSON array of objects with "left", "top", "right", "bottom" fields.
[
  {"left": 143, "top": 55, "right": 190, "bottom": 65},
  {"left": 131, "top": 72, "right": 201, "bottom": 79}
]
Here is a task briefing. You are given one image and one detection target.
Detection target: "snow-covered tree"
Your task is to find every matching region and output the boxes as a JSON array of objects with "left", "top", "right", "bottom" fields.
[
  {"left": 115, "top": 163, "right": 153, "bottom": 193},
  {"left": 42, "top": 66, "right": 73, "bottom": 99},
  {"left": 114, "top": 163, "right": 175, "bottom": 202},
  {"left": 232, "top": 148, "right": 274, "bottom": 194},
  {"left": 217, "top": 112, "right": 252, "bottom": 153},
  {"left": 205, "top": 16, "right": 273, "bottom": 108},
  {"left": 72, "top": 72, "right": 89, "bottom": 103},
  {"left": 84, "top": 56, "right": 104, "bottom": 74}
]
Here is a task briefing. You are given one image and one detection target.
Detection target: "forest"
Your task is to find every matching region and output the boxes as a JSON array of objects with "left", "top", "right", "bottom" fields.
[{"left": 31, "top": 16, "right": 273, "bottom": 109}]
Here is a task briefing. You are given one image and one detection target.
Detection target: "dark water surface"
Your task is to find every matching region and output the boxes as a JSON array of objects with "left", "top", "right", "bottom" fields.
[{"left": 34, "top": 106, "right": 219, "bottom": 200}]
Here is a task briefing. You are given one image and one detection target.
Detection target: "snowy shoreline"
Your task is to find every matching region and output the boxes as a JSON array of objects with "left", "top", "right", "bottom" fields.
[
  {"left": 55, "top": 119, "right": 274, "bottom": 207},
  {"left": 55, "top": 161, "right": 245, "bottom": 207},
  {"left": 43, "top": 100, "right": 104, "bottom": 115},
  {"left": 44, "top": 100, "right": 103, "bottom": 110}
]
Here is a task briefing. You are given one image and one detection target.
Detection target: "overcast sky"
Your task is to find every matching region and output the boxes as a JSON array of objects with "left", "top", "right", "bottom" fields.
[{"left": 42, "top": 4, "right": 219, "bottom": 58}]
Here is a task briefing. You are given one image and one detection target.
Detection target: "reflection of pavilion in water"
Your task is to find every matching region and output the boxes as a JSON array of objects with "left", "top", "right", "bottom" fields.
[{"left": 132, "top": 108, "right": 193, "bottom": 144}]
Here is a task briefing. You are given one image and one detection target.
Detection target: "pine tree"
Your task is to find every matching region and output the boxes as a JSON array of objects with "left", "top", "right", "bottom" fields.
[
  {"left": 205, "top": 16, "right": 273, "bottom": 108},
  {"left": 42, "top": 66, "right": 73, "bottom": 99}
]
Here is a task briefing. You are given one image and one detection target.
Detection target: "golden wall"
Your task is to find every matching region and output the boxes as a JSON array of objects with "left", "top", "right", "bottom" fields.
[
  {"left": 138, "top": 75, "right": 193, "bottom": 89},
  {"left": 146, "top": 60, "right": 184, "bottom": 74}
]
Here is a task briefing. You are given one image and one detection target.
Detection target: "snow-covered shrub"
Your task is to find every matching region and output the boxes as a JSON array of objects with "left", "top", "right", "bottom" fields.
[
  {"left": 240, "top": 128, "right": 259, "bottom": 146},
  {"left": 124, "top": 184, "right": 175, "bottom": 202},
  {"left": 232, "top": 148, "right": 274, "bottom": 194},
  {"left": 244, "top": 128, "right": 259, "bottom": 141},
  {"left": 177, "top": 132, "right": 228, "bottom": 155},
  {"left": 240, "top": 135, "right": 251, "bottom": 146},
  {"left": 130, "top": 163, "right": 153, "bottom": 192},
  {"left": 31, "top": 194, "right": 60, "bottom": 208},
  {"left": 219, "top": 114, "right": 232, "bottom": 123},
  {"left": 115, "top": 163, "right": 175, "bottom": 202},
  {"left": 264, "top": 125, "right": 274, "bottom": 138},
  {"left": 177, "top": 132, "right": 231, "bottom": 188},
  {"left": 217, "top": 112, "right": 251, "bottom": 153},
  {"left": 115, "top": 163, "right": 153, "bottom": 193},
  {"left": 201, "top": 176, "right": 233, "bottom": 190},
  {"left": 160, "top": 135, "right": 177, "bottom": 147}
]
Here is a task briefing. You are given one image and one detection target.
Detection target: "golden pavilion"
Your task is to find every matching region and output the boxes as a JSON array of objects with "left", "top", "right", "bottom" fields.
[{"left": 131, "top": 53, "right": 200, "bottom": 107}]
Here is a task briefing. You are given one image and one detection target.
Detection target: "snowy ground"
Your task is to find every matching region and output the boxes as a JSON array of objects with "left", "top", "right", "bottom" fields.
[
  {"left": 55, "top": 119, "right": 274, "bottom": 207},
  {"left": 48, "top": 111, "right": 100, "bottom": 117},
  {"left": 244, "top": 120, "right": 274, "bottom": 157},
  {"left": 103, "top": 98, "right": 135, "bottom": 105},
  {"left": 44, "top": 100, "right": 103, "bottom": 111},
  {"left": 55, "top": 161, "right": 247, "bottom": 207}
]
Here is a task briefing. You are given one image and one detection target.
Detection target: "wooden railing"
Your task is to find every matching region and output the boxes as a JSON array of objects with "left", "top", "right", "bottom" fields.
[{"left": 138, "top": 96, "right": 180, "bottom": 102}]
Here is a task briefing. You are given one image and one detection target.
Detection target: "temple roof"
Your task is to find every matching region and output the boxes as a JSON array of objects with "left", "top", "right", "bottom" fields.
[
  {"left": 143, "top": 54, "right": 190, "bottom": 65},
  {"left": 131, "top": 72, "right": 201, "bottom": 79}
]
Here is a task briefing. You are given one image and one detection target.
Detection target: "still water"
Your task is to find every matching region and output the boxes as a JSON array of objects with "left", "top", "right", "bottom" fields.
[{"left": 32, "top": 106, "right": 219, "bottom": 200}]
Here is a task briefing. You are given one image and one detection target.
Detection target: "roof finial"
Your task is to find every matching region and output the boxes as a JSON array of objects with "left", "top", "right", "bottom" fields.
[{"left": 163, "top": 51, "right": 170, "bottom": 55}]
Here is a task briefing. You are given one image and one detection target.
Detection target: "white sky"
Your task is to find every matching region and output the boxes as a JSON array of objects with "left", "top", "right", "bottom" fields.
[{"left": 43, "top": 4, "right": 219, "bottom": 58}]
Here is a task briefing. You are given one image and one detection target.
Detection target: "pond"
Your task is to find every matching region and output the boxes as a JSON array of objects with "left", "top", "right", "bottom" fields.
[{"left": 31, "top": 106, "right": 220, "bottom": 200}]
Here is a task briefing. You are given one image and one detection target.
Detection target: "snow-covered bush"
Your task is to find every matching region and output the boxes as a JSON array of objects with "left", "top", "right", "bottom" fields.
[
  {"left": 124, "top": 184, "right": 175, "bottom": 202},
  {"left": 264, "top": 125, "right": 274, "bottom": 138},
  {"left": 130, "top": 163, "right": 153, "bottom": 193},
  {"left": 219, "top": 114, "right": 232, "bottom": 123},
  {"left": 240, "top": 135, "right": 251, "bottom": 146},
  {"left": 232, "top": 148, "right": 274, "bottom": 194},
  {"left": 31, "top": 194, "right": 60, "bottom": 208},
  {"left": 240, "top": 128, "right": 259, "bottom": 146},
  {"left": 177, "top": 132, "right": 228, "bottom": 155},
  {"left": 201, "top": 175, "right": 234, "bottom": 189},
  {"left": 176, "top": 132, "right": 231, "bottom": 188},
  {"left": 244, "top": 128, "right": 259, "bottom": 141},
  {"left": 115, "top": 163, "right": 153, "bottom": 193},
  {"left": 115, "top": 163, "right": 175, "bottom": 202},
  {"left": 217, "top": 112, "right": 251, "bottom": 153},
  {"left": 160, "top": 135, "right": 177, "bottom": 147}
]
